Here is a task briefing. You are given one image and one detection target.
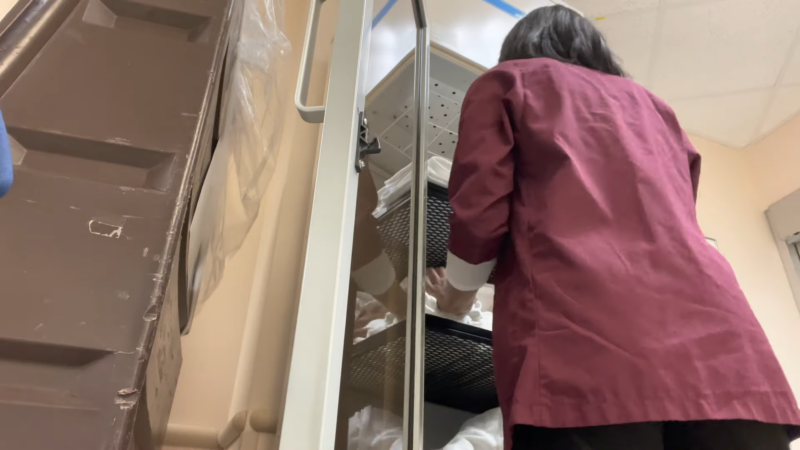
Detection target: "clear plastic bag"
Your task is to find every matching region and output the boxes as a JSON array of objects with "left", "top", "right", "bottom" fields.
[{"left": 186, "top": 0, "right": 290, "bottom": 330}]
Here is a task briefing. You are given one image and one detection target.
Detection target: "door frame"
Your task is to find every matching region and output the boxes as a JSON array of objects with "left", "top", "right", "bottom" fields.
[
  {"left": 404, "top": 1, "right": 429, "bottom": 448},
  {"left": 278, "top": 0, "right": 374, "bottom": 447}
]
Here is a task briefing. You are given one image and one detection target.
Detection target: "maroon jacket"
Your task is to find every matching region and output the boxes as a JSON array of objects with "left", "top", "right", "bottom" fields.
[{"left": 446, "top": 58, "right": 800, "bottom": 447}]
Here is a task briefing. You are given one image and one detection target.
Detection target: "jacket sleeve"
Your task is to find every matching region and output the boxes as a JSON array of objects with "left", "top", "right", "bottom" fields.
[{"left": 446, "top": 68, "right": 520, "bottom": 291}]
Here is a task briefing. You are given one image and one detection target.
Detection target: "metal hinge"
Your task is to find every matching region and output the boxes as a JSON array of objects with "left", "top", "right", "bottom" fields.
[{"left": 355, "top": 111, "right": 381, "bottom": 173}]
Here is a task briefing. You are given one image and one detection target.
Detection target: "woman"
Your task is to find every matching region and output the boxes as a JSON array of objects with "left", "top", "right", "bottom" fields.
[{"left": 426, "top": 5, "right": 800, "bottom": 450}]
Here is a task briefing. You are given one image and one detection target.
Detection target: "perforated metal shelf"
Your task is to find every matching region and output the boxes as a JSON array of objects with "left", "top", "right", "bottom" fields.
[{"left": 348, "top": 315, "right": 497, "bottom": 414}]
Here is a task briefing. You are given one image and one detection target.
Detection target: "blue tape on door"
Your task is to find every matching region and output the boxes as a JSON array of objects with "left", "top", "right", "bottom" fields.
[
  {"left": 372, "top": 0, "right": 399, "bottom": 28},
  {"left": 482, "top": 0, "right": 526, "bottom": 18},
  {"left": 373, "top": 0, "right": 526, "bottom": 30}
]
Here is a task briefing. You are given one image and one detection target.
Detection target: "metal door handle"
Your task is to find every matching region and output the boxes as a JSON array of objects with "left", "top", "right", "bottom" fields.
[{"left": 295, "top": 0, "right": 326, "bottom": 123}]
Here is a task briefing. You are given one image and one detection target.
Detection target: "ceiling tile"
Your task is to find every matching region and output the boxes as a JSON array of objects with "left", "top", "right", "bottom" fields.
[
  {"left": 592, "top": 8, "right": 658, "bottom": 83},
  {"left": 660, "top": 0, "right": 722, "bottom": 5},
  {"left": 653, "top": 0, "right": 800, "bottom": 99},
  {"left": 670, "top": 89, "right": 772, "bottom": 148},
  {"left": 782, "top": 40, "right": 800, "bottom": 85},
  {"left": 428, "top": 0, "right": 657, "bottom": 71},
  {"left": 757, "top": 85, "right": 800, "bottom": 137},
  {"left": 550, "top": 0, "right": 658, "bottom": 17}
]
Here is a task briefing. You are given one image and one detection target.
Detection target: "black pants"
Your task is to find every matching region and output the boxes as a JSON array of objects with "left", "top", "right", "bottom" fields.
[{"left": 512, "top": 420, "right": 792, "bottom": 450}]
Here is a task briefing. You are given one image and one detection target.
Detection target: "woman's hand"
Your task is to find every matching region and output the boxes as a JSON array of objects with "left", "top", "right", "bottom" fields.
[
  {"left": 355, "top": 300, "right": 387, "bottom": 331},
  {"left": 425, "top": 268, "right": 477, "bottom": 316},
  {"left": 425, "top": 267, "right": 447, "bottom": 298}
]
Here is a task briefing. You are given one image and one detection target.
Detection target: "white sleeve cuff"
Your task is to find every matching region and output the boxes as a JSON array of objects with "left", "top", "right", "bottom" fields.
[
  {"left": 446, "top": 251, "right": 495, "bottom": 291},
  {"left": 352, "top": 250, "right": 397, "bottom": 296}
]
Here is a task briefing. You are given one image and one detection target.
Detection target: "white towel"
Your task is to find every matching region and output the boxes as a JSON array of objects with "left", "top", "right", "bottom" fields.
[
  {"left": 347, "top": 406, "right": 503, "bottom": 450},
  {"left": 402, "top": 279, "right": 493, "bottom": 331},
  {"left": 354, "top": 282, "right": 494, "bottom": 343},
  {"left": 348, "top": 406, "right": 403, "bottom": 450},
  {"left": 441, "top": 408, "right": 503, "bottom": 450},
  {"left": 373, "top": 156, "right": 452, "bottom": 217},
  {"left": 353, "top": 292, "right": 390, "bottom": 344},
  {"left": 424, "top": 290, "right": 490, "bottom": 330}
]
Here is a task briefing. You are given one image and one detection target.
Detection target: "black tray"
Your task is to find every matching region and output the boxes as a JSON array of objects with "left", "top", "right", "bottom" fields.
[
  {"left": 377, "top": 183, "right": 496, "bottom": 283},
  {"left": 348, "top": 314, "right": 497, "bottom": 414},
  {"left": 377, "top": 183, "right": 451, "bottom": 281}
]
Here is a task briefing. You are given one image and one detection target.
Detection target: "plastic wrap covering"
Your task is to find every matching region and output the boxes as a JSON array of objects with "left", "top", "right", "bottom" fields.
[{"left": 188, "top": 0, "right": 290, "bottom": 327}]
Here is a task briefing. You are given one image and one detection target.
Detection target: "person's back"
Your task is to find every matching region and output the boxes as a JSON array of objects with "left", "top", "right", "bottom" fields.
[
  {"left": 431, "top": 5, "right": 800, "bottom": 449},
  {"left": 478, "top": 54, "right": 798, "bottom": 433}
]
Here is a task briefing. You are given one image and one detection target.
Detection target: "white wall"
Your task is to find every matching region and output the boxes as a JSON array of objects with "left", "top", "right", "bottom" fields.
[
  {"left": 691, "top": 134, "right": 800, "bottom": 400},
  {"left": 166, "top": 0, "right": 337, "bottom": 448},
  {"left": 747, "top": 115, "right": 800, "bottom": 210},
  {"left": 0, "top": 0, "right": 13, "bottom": 20}
]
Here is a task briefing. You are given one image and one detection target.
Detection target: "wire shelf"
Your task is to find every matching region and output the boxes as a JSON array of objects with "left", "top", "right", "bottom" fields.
[
  {"left": 377, "top": 182, "right": 494, "bottom": 283},
  {"left": 349, "top": 315, "right": 498, "bottom": 414}
]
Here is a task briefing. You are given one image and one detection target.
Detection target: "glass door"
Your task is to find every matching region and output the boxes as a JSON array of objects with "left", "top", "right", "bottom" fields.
[{"left": 280, "top": 0, "right": 429, "bottom": 448}]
